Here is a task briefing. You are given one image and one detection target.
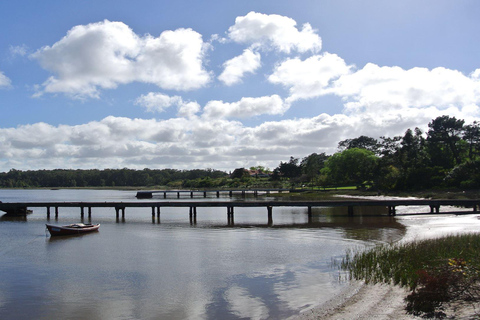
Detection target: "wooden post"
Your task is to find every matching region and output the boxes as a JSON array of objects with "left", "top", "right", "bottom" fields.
[
  {"left": 80, "top": 206, "right": 84, "bottom": 218},
  {"left": 227, "top": 206, "right": 234, "bottom": 225},
  {"left": 115, "top": 207, "right": 120, "bottom": 219},
  {"left": 55, "top": 206, "right": 59, "bottom": 218},
  {"left": 267, "top": 206, "right": 273, "bottom": 226},
  {"left": 204, "top": 191, "right": 207, "bottom": 198},
  {"left": 152, "top": 207, "right": 155, "bottom": 217},
  {"left": 348, "top": 206, "right": 354, "bottom": 216},
  {"left": 46, "top": 207, "right": 51, "bottom": 218},
  {"left": 216, "top": 191, "right": 220, "bottom": 198}
]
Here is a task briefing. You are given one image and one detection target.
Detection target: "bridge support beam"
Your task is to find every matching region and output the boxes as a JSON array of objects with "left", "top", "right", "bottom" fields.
[
  {"left": 388, "top": 206, "right": 396, "bottom": 216},
  {"left": 227, "top": 206, "right": 234, "bottom": 225},
  {"left": 267, "top": 206, "right": 273, "bottom": 226},
  {"left": 189, "top": 206, "right": 197, "bottom": 224},
  {"left": 430, "top": 205, "right": 440, "bottom": 214},
  {"left": 348, "top": 206, "right": 354, "bottom": 216}
]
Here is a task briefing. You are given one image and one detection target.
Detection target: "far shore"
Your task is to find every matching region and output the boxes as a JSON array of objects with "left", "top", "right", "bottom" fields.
[{"left": 3, "top": 186, "right": 479, "bottom": 200}]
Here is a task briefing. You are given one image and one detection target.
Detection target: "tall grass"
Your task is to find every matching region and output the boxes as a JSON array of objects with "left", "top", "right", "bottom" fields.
[{"left": 341, "top": 233, "right": 480, "bottom": 290}]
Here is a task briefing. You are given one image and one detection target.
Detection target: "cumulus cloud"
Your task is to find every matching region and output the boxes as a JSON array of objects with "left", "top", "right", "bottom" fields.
[
  {"left": 135, "top": 92, "right": 201, "bottom": 118},
  {"left": 135, "top": 92, "right": 183, "bottom": 113},
  {"left": 202, "top": 95, "right": 288, "bottom": 119},
  {"left": 31, "top": 20, "right": 210, "bottom": 98},
  {"left": 227, "top": 11, "right": 322, "bottom": 53},
  {"left": 0, "top": 71, "right": 12, "bottom": 88},
  {"left": 268, "top": 53, "right": 352, "bottom": 102},
  {"left": 218, "top": 49, "right": 261, "bottom": 86},
  {"left": 330, "top": 64, "right": 480, "bottom": 115}
]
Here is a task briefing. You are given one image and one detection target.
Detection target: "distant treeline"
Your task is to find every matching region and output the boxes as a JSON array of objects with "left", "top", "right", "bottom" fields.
[
  {"left": 1, "top": 115, "right": 479, "bottom": 191},
  {"left": 0, "top": 168, "right": 228, "bottom": 188}
]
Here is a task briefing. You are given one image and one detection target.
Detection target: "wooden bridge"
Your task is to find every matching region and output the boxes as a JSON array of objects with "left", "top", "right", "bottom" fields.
[
  {"left": 0, "top": 199, "right": 478, "bottom": 225},
  {"left": 135, "top": 189, "right": 292, "bottom": 199}
]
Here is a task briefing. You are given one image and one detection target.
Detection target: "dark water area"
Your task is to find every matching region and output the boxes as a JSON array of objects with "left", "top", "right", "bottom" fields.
[{"left": 0, "top": 189, "right": 406, "bottom": 320}]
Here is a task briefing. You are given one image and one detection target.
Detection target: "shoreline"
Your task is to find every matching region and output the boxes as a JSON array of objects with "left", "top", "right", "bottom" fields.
[{"left": 294, "top": 212, "right": 480, "bottom": 320}]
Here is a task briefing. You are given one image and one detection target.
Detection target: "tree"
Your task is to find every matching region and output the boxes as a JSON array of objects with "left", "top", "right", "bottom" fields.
[
  {"left": 427, "top": 115, "right": 465, "bottom": 166},
  {"left": 323, "top": 148, "right": 378, "bottom": 186},
  {"left": 398, "top": 128, "right": 428, "bottom": 170},
  {"left": 300, "top": 153, "right": 329, "bottom": 182},
  {"left": 463, "top": 121, "right": 480, "bottom": 160},
  {"left": 338, "top": 136, "right": 379, "bottom": 154},
  {"left": 277, "top": 157, "right": 302, "bottom": 179},
  {"left": 231, "top": 168, "right": 249, "bottom": 179}
]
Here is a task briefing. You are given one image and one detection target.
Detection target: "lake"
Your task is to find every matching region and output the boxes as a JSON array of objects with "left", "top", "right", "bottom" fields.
[{"left": 0, "top": 189, "right": 406, "bottom": 320}]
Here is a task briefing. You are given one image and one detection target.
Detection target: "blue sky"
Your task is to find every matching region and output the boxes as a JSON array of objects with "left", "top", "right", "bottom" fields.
[{"left": 0, "top": 0, "right": 479, "bottom": 172}]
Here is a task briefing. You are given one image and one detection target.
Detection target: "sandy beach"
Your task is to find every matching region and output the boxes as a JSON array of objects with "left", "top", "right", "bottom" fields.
[{"left": 294, "top": 211, "right": 480, "bottom": 320}]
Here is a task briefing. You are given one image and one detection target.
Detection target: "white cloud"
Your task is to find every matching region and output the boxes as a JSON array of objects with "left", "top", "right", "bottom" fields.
[
  {"left": 9, "top": 44, "right": 28, "bottom": 57},
  {"left": 227, "top": 11, "right": 322, "bottom": 53},
  {"left": 268, "top": 53, "right": 352, "bottom": 102},
  {"left": 0, "top": 71, "right": 12, "bottom": 88},
  {"left": 177, "top": 101, "right": 201, "bottom": 118},
  {"left": 135, "top": 92, "right": 183, "bottom": 113},
  {"left": 218, "top": 49, "right": 261, "bottom": 86},
  {"left": 202, "top": 95, "right": 288, "bottom": 119},
  {"left": 135, "top": 92, "right": 201, "bottom": 118},
  {"left": 330, "top": 64, "right": 480, "bottom": 118},
  {"left": 31, "top": 20, "right": 211, "bottom": 98}
]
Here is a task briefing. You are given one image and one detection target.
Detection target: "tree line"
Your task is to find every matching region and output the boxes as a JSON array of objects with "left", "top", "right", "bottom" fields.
[
  {"left": 271, "top": 115, "right": 480, "bottom": 190},
  {"left": 0, "top": 168, "right": 227, "bottom": 188},
  {"left": 0, "top": 116, "right": 478, "bottom": 191}
]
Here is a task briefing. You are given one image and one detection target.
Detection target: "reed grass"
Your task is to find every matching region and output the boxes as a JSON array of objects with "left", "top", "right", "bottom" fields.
[{"left": 340, "top": 233, "right": 480, "bottom": 290}]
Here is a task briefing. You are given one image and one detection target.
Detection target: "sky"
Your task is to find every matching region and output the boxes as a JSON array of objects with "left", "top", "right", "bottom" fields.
[{"left": 0, "top": 0, "right": 479, "bottom": 172}]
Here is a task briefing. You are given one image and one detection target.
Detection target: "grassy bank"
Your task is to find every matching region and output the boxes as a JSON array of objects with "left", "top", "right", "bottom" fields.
[{"left": 340, "top": 233, "right": 480, "bottom": 317}]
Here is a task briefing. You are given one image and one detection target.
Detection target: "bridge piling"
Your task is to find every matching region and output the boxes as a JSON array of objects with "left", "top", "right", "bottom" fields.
[
  {"left": 267, "top": 206, "right": 273, "bottom": 226},
  {"left": 348, "top": 206, "right": 354, "bottom": 216}
]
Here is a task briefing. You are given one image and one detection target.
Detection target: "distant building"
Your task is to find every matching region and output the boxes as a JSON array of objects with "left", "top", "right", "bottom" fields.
[{"left": 247, "top": 169, "right": 270, "bottom": 178}]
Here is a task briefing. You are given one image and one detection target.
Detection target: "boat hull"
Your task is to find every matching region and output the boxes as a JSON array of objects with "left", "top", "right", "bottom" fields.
[{"left": 46, "top": 223, "right": 100, "bottom": 236}]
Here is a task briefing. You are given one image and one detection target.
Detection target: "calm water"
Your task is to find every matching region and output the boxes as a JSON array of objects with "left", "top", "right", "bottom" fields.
[{"left": 0, "top": 189, "right": 406, "bottom": 320}]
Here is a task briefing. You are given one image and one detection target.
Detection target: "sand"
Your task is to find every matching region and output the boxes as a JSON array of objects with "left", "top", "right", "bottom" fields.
[{"left": 293, "top": 211, "right": 480, "bottom": 320}]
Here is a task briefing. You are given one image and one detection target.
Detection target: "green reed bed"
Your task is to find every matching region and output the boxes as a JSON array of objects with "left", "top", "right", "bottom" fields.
[{"left": 341, "top": 233, "right": 480, "bottom": 290}]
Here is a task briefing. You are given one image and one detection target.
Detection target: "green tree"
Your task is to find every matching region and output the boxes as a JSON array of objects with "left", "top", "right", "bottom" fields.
[
  {"left": 300, "top": 153, "right": 329, "bottom": 183},
  {"left": 338, "top": 136, "right": 380, "bottom": 154},
  {"left": 323, "top": 148, "right": 378, "bottom": 186},
  {"left": 427, "top": 115, "right": 465, "bottom": 167},
  {"left": 277, "top": 157, "right": 302, "bottom": 179},
  {"left": 463, "top": 121, "right": 480, "bottom": 160}
]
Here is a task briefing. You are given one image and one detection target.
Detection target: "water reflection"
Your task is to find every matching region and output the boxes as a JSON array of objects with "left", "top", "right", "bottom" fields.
[
  {"left": 0, "top": 189, "right": 411, "bottom": 320},
  {"left": 0, "top": 213, "right": 28, "bottom": 222}
]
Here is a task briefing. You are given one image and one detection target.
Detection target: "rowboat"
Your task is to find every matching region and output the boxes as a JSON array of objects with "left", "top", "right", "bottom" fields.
[{"left": 46, "top": 223, "right": 100, "bottom": 236}]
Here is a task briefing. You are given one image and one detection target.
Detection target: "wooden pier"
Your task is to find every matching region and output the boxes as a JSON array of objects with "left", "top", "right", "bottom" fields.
[
  {"left": 135, "top": 189, "right": 292, "bottom": 199},
  {"left": 0, "top": 199, "right": 478, "bottom": 225}
]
